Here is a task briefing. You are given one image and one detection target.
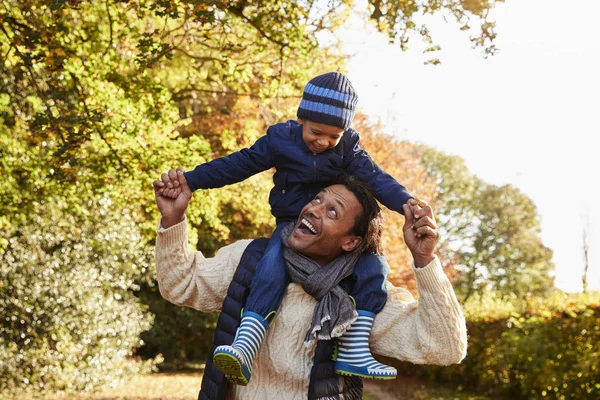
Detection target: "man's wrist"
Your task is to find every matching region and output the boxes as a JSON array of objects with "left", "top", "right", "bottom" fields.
[
  {"left": 413, "top": 254, "right": 435, "bottom": 269},
  {"left": 161, "top": 214, "right": 185, "bottom": 229}
]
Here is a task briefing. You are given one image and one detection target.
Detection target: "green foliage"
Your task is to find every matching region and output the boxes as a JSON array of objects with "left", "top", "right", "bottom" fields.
[
  {"left": 135, "top": 285, "right": 218, "bottom": 363},
  {"left": 418, "top": 145, "right": 482, "bottom": 262},
  {"left": 419, "top": 146, "right": 555, "bottom": 301},
  {"left": 465, "top": 184, "right": 555, "bottom": 300},
  {"left": 367, "top": 0, "right": 504, "bottom": 58},
  {"left": 393, "top": 291, "right": 600, "bottom": 399},
  {"left": 0, "top": 194, "right": 156, "bottom": 394}
]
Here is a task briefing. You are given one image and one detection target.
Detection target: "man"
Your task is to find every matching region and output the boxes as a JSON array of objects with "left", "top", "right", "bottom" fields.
[{"left": 154, "top": 169, "right": 467, "bottom": 400}]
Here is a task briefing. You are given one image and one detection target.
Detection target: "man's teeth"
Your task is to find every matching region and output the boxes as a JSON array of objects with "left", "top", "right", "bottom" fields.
[{"left": 301, "top": 218, "right": 317, "bottom": 234}]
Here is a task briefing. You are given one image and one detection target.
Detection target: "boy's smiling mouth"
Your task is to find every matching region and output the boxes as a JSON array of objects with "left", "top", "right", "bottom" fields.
[{"left": 308, "top": 143, "right": 326, "bottom": 153}]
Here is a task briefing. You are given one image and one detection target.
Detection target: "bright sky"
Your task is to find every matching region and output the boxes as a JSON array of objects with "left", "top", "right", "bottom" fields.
[{"left": 338, "top": 0, "right": 600, "bottom": 292}]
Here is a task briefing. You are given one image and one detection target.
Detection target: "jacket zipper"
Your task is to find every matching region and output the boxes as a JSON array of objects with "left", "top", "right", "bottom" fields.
[
  {"left": 313, "top": 152, "right": 317, "bottom": 182},
  {"left": 308, "top": 152, "right": 317, "bottom": 200}
]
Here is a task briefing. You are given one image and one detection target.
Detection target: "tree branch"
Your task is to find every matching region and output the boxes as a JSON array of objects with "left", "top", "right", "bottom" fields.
[
  {"left": 172, "top": 46, "right": 224, "bottom": 62},
  {"left": 1, "top": 42, "right": 13, "bottom": 60},
  {"left": 69, "top": 73, "right": 131, "bottom": 174},
  {"left": 173, "top": 87, "right": 301, "bottom": 101},
  {"left": 102, "top": 0, "right": 114, "bottom": 57},
  {"left": 225, "top": 4, "right": 289, "bottom": 49},
  {"left": 0, "top": 23, "right": 67, "bottom": 145}
]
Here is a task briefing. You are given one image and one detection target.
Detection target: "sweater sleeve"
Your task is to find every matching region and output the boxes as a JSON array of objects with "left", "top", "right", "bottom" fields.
[
  {"left": 345, "top": 131, "right": 413, "bottom": 214},
  {"left": 154, "top": 216, "right": 251, "bottom": 312},
  {"left": 370, "top": 256, "right": 468, "bottom": 365},
  {"left": 184, "top": 130, "right": 276, "bottom": 192}
]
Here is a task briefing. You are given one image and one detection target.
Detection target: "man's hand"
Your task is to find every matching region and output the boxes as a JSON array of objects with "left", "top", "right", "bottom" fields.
[
  {"left": 402, "top": 200, "right": 439, "bottom": 268},
  {"left": 153, "top": 168, "right": 192, "bottom": 228}
]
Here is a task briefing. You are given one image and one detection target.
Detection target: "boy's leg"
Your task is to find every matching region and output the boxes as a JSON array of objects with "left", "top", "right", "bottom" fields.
[
  {"left": 334, "top": 253, "right": 397, "bottom": 380},
  {"left": 213, "top": 222, "right": 290, "bottom": 385},
  {"left": 243, "top": 222, "right": 290, "bottom": 318},
  {"left": 350, "top": 252, "right": 389, "bottom": 313}
]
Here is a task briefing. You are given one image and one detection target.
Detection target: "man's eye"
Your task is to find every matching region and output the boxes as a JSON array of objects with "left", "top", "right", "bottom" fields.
[
  {"left": 315, "top": 197, "right": 321, "bottom": 203},
  {"left": 329, "top": 208, "right": 337, "bottom": 217}
]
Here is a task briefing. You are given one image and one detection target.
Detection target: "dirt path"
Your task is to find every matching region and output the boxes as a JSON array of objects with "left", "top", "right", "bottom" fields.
[
  {"left": 363, "top": 380, "right": 399, "bottom": 400},
  {"left": 363, "top": 376, "right": 427, "bottom": 400}
]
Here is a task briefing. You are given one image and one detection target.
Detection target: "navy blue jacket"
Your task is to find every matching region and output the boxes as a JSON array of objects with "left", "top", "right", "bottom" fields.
[{"left": 185, "top": 120, "right": 412, "bottom": 221}]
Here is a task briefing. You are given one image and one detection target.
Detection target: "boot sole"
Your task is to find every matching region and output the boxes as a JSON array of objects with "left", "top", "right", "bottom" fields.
[
  {"left": 213, "top": 352, "right": 250, "bottom": 386},
  {"left": 335, "top": 368, "right": 397, "bottom": 380}
]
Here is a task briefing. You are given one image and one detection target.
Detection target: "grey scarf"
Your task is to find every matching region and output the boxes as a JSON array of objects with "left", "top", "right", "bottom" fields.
[{"left": 280, "top": 223, "right": 360, "bottom": 346}]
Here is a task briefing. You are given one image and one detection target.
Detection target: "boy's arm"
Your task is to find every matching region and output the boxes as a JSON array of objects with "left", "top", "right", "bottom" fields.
[
  {"left": 184, "top": 130, "right": 276, "bottom": 192},
  {"left": 344, "top": 132, "right": 413, "bottom": 214}
]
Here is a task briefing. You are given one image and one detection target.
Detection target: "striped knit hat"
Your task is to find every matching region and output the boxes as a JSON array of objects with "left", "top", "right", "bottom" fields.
[{"left": 297, "top": 72, "right": 359, "bottom": 130}]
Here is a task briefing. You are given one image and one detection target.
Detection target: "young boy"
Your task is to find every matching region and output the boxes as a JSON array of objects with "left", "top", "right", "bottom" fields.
[{"left": 161, "top": 72, "right": 417, "bottom": 385}]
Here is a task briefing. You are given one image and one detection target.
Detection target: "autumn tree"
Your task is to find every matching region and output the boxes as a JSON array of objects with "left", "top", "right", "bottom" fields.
[
  {"left": 353, "top": 114, "right": 441, "bottom": 293},
  {"left": 419, "top": 147, "right": 555, "bottom": 302}
]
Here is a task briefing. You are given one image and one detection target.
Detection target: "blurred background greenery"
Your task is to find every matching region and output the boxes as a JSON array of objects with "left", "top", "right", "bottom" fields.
[{"left": 1, "top": 1, "right": 597, "bottom": 399}]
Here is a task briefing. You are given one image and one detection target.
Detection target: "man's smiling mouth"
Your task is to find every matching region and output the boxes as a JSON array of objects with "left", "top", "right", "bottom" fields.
[{"left": 297, "top": 217, "right": 317, "bottom": 235}]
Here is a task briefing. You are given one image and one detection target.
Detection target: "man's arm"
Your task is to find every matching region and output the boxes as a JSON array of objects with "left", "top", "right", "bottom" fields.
[
  {"left": 371, "top": 202, "right": 467, "bottom": 365},
  {"left": 155, "top": 217, "right": 250, "bottom": 312},
  {"left": 371, "top": 257, "right": 467, "bottom": 365},
  {"left": 153, "top": 169, "right": 248, "bottom": 311}
]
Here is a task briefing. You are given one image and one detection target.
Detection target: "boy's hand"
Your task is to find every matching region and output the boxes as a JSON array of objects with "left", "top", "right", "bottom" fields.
[
  {"left": 407, "top": 198, "right": 427, "bottom": 237},
  {"left": 153, "top": 168, "right": 193, "bottom": 228},
  {"left": 407, "top": 197, "right": 427, "bottom": 209},
  {"left": 156, "top": 169, "right": 183, "bottom": 199}
]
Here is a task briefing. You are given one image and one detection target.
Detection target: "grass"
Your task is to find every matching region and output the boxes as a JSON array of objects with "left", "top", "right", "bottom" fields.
[
  {"left": 9, "top": 371, "right": 494, "bottom": 400},
  {"left": 17, "top": 373, "right": 202, "bottom": 400}
]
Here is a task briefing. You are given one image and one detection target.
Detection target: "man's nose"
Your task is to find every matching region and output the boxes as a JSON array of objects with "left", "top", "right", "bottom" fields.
[{"left": 305, "top": 207, "right": 322, "bottom": 219}]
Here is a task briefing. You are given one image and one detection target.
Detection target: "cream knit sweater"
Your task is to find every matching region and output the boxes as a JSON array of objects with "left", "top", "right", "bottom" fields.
[{"left": 155, "top": 218, "right": 468, "bottom": 400}]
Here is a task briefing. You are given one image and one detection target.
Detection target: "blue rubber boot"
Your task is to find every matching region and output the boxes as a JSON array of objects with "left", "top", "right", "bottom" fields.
[
  {"left": 213, "top": 311, "right": 269, "bottom": 386},
  {"left": 334, "top": 310, "right": 397, "bottom": 380}
]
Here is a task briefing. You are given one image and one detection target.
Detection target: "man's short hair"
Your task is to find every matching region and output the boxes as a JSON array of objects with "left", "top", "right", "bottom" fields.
[{"left": 336, "top": 174, "right": 384, "bottom": 254}]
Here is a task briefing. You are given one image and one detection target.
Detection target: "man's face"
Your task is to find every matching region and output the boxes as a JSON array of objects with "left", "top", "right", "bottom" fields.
[
  {"left": 288, "top": 184, "right": 363, "bottom": 265},
  {"left": 298, "top": 118, "right": 345, "bottom": 154}
]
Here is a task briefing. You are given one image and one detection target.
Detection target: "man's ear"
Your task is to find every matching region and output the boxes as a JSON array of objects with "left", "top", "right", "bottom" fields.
[{"left": 341, "top": 235, "right": 362, "bottom": 252}]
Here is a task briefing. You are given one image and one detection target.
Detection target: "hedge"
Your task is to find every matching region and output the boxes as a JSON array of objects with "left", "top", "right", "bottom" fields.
[{"left": 392, "top": 292, "right": 600, "bottom": 399}]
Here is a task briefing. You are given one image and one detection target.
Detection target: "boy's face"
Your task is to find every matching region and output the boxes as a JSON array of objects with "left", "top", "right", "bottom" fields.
[{"left": 298, "top": 118, "right": 344, "bottom": 154}]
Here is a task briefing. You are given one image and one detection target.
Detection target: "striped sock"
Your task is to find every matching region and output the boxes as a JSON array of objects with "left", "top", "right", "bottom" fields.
[
  {"left": 213, "top": 312, "right": 268, "bottom": 385},
  {"left": 334, "top": 310, "right": 397, "bottom": 380}
]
